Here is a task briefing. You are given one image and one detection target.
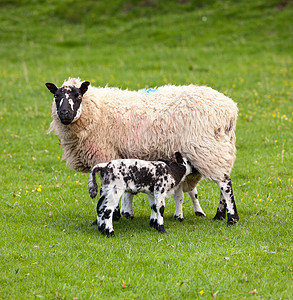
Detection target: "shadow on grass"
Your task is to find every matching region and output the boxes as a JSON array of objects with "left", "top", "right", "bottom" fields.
[{"left": 46, "top": 208, "right": 221, "bottom": 240}]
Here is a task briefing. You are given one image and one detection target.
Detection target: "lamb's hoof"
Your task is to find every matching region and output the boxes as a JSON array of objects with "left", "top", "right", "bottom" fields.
[
  {"left": 105, "top": 229, "right": 115, "bottom": 237},
  {"left": 195, "top": 212, "right": 206, "bottom": 217},
  {"left": 91, "top": 219, "right": 98, "bottom": 226},
  {"left": 98, "top": 223, "right": 106, "bottom": 233},
  {"left": 112, "top": 208, "right": 121, "bottom": 222},
  {"left": 174, "top": 215, "right": 184, "bottom": 222},
  {"left": 227, "top": 217, "right": 239, "bottom": 226},
  {"left": 150, "top": 218, "right": 157, "bottom": 228},
  {"left": 156, "top": 224, "right": 166, "bottom": 233},
  {"left": 122, "top": 212, "right": 134, "bottom": 219}
]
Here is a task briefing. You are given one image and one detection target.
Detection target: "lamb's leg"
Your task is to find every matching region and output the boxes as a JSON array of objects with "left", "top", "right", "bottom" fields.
[
  {"left": 147, "top": 195, "right": 157, "bottom": 228},
  {"left": 121, "top": 192, "right": 134, "bottom": 219},
  {"left": 216, "top": 175, "right": 239, "bottom": 225},
  {"left": 188, "top": 187, "right": 206, "bottom": 217},
  {"left": 112, "top": 205, "right": 121, "bottom": 221},
  {"left": 155, "top": 194, "right": 166, "bottom": 233},
  {"left": 91, "top": 192, "right": 107, "bottom": 229},
  {"left": 173, "top": 188, "right": 184, "bottom": 222},
  {"left": 213, "top": 192, "right": 227, "bottom": 220},
  {"left": 102, "top": 191, "right": 124, "bottom": 237}
]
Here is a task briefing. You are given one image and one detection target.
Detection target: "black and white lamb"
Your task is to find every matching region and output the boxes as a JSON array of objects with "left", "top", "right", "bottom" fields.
[{"left": 88, "top": 152, "right": 192, "bottom": 237}]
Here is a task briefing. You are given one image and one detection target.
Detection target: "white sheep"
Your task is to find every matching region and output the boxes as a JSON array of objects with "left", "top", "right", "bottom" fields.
[{"left": 46, "top": 78, "right": 239, "bottom": 225}]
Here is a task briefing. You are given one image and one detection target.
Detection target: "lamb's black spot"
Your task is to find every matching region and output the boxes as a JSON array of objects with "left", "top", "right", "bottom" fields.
[
  {"left": 164, "top": 176, "right": 168, "bottom": 180},
  {"left": 97, "top": 195, "right": 105, "bottom": 212},
  {"left": 112, "top": 205, "right": 121, "bottom": 221},
  {"left": 104, "top": 209, "right": 112, "bottom": 219},
  {"left": 171, "top": 182, "right": 174, "bottom": 188},
  {"left": 195, "top": 194, "right": 198, "bottom": 198},
  {"left": 152, "top": 204, "right": 157, "bottom": 213},
  {"left": 159, "top": 205, "right": 165, "bottom": 217},
  {"left": 113, "top": 185, "right": 117, "bottom": 194},
  {"left": 161, "top": 188, "right": 165, "bottom": 194}
]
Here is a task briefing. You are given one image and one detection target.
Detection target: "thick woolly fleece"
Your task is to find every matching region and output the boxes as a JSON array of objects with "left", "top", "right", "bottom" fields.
[{"left": 48, "top": 78, "right": 238, "bottom": 182}]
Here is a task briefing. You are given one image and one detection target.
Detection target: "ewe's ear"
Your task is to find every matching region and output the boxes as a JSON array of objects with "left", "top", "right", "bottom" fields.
[
  {"left": 175, "top": 152, "right": 183, "bottom": 164},
  {"left": 45, "top": 83, "right": 58, "bottom": 94},
  {"left": 80, "top": 81, "right": 90, "bottom": 95}
]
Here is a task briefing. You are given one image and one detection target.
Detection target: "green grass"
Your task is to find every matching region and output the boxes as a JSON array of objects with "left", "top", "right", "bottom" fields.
[{"left": 1, "top": 0, "right": 292, "bottom": 298}]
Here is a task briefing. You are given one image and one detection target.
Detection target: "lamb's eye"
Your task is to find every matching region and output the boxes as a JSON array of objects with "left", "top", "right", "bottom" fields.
[{"left": 77, "top": 95, "right": 82, "bottom": 100}]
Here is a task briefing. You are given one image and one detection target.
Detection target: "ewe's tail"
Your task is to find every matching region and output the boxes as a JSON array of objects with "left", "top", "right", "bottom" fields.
[{"left": 88, "top": 164, "right": 103, "bottom": 199}]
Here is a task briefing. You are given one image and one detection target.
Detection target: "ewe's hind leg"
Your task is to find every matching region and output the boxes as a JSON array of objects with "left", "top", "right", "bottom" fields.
[
  {"left": 121, "top": 192, "right": 134, "bottom": 219},
  {"left": 173, "top": 188, "right": 184, "bottom": 222},
  {"left": 147, "top": 195, "right": 157, "bottom": 229},
  {"left": 216, "top": 175, "right": 239, "bottom": 225},
  {"left": 188, "top": 187, "right": 206, "bottom": 217}
]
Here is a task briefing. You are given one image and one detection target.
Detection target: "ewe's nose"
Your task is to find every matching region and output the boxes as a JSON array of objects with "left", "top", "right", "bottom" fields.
[{"left": 60, "top": 109, "right": 69, "bottom": 116}]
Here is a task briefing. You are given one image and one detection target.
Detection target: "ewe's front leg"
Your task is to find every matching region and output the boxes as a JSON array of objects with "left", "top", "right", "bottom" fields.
[
  {"left": 188, "top": 187, "right": 206, "bottom": 217},
  {"left": 173, "top": 188, "right": 184, "bottom": 222},
  {"left": 216, "top": 175, "right": 239, "bottom": 226},
  {"left": 213, "top": 192, "right": 227, "bottom": 220},
  {"left": 121, "top": 192, "right": 134, "bottom": 219}
]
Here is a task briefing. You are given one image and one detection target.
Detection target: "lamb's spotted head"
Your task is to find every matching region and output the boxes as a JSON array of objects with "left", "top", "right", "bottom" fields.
[
  {"left": 45, "top": 81, "right": 90, "bottom": 125},
  {"left": 175, "top": 152, "right": 193, "bottom": 176}
]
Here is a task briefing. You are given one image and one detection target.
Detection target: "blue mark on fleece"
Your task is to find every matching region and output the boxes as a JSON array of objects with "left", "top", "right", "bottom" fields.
[{"left": 139, "top": 87, "right": 159, "bottom": 94}]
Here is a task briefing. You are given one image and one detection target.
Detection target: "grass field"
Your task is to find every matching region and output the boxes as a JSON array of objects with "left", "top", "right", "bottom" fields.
[{"left": 1, "top": 0, "right": 292, "bottom": 299}]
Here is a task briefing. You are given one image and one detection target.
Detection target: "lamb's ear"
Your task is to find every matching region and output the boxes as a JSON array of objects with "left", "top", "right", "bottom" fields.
[
  {"left": 80, "top": 81, "right": 90, "bottom": 95},
  {"left": 45, "top": 83, "right": 58, "bottom": 94},
  {"left": 175, "top": 152, "right": 183, "bottom": 164}
]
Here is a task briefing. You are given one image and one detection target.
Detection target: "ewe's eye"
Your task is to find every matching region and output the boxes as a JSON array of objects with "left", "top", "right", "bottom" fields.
[{"left": 77, "top": 95, "right": 82, "bottom": 100}]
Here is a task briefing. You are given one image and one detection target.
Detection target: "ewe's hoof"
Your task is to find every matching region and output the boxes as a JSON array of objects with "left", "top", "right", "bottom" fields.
[
  {"left": 122, "top": 212, "right": 134, "bottom": 219},
  {"left": 213, "top": 211, "right": 226, "bottom": 220},
  {"left": 174, "top": 215, "right": 184, "bottom": 222},
  {"left": 195, "top": 212, "right": 206, "bottom": 217},
  {"left": 227, "top": 217, "right": 239, "bottom": 226}
]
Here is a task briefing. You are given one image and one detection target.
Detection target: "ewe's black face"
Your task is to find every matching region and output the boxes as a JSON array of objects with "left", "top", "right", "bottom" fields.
[{"left": 45, "top": 81, "right": 90, "bottom": 125}]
